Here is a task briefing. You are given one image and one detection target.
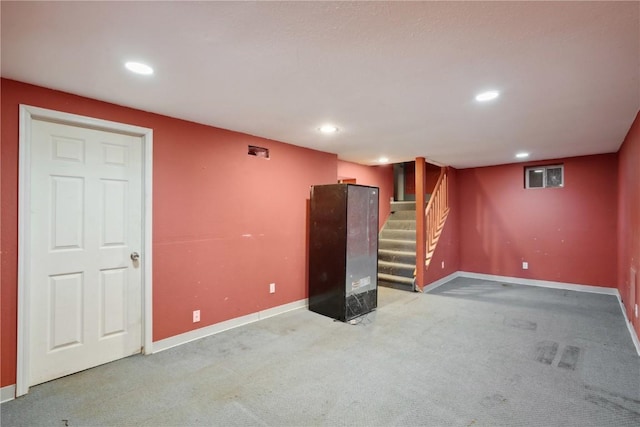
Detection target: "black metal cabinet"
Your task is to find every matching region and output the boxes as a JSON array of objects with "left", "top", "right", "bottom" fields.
[{"left": 308, "top": 184, "right": 378, "bottom": 321}]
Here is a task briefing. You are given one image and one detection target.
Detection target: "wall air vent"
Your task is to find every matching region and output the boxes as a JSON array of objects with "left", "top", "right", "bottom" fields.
[{"left": 248, "top": 145, "right": 269, "bottom": 159}]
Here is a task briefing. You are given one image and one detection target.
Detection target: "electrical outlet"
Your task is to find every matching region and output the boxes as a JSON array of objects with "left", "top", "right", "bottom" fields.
[
  {"left": 441, "top": 261, "right": 445, "bottom": 269},
  {"left": 269, "top": 283, "right": 276, "bottom": 294},
  {"left": 193, "top": 310, "right": 200, "bottom": 323},
  {"left": 522, "top": 261, "right": 529, "bottom": 270}
]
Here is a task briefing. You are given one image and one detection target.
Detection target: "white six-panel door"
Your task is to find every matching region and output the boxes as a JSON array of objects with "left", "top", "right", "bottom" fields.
[{"left": 28, "top": 118, "right": 143, "bottom": 387}]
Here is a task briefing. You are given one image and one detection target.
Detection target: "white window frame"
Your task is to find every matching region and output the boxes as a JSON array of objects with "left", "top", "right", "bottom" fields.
[{"left": 525, "top": 164, "right": 564, "bottom": 189}]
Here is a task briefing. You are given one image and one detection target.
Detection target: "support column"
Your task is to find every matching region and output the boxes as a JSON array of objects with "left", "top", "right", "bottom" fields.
[{"left": 415, "top": 157, "right": 426, "bottom": 291}]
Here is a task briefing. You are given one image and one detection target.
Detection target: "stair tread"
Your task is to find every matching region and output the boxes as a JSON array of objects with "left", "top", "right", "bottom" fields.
[
  {"left": 379, "top": 238, "right": 416, "bottom": 244},
  {"left": 390, "top": 201, "right": 417, "bottom": 211},
  {"left": 378, "top": 273, "right": 415, "bottom": 284},
  {"left": 388, "top": 211, "right": 416, "bottom": 220},
  {"left": 380, "top": 234, "right": 416, "bottom": 239},
  {"left": 378, "top": 260, "right": 415, "bottom": 269},
  {"left": 384, "top": 222, "right": 416, "bottom": 230},
  {"left": 378, "top": 249, "right": 416, "bottom": 256},
  {"left": 379, "top": 244, "right": 416, "bottom": 250}
]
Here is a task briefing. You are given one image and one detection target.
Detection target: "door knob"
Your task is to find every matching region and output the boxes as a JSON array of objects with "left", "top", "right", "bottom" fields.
[{"left": 130, "top": 252, "right": 140, "bottom": 261}]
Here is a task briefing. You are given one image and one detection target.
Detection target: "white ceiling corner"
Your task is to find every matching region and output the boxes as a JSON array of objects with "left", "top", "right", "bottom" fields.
[{"left": 1, "top": 1, "right": 638, "bottom": 168}]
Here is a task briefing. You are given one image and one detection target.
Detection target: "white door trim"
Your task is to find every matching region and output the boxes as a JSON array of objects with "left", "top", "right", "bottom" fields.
[{"left": 17, "top": 105, "right": 153, "bottom": 397}]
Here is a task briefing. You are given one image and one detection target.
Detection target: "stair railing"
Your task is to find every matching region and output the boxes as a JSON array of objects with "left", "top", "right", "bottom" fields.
[
  {"left": 425, "top": 167, "right": 449, "bottom": 266},
  {"left": 415, "top": 167, "right": 450, "bottom": 290}
]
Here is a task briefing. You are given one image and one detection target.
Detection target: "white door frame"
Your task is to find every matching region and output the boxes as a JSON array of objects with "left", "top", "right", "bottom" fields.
[{"left": 17, "top": 104, "right": 153, "bottom": 397}]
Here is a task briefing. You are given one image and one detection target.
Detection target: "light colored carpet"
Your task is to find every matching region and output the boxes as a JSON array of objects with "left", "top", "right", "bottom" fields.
[{"left": 2, "top": 277, "right": 639, "bottom": 426}]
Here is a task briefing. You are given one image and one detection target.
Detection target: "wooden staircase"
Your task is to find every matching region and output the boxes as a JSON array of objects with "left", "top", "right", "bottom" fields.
[
  {"left": 378, "top": 166, "right": 450, "bottom": 292},
  {"left": 377, "top": 201, "right": 420, "bottom": 291}
]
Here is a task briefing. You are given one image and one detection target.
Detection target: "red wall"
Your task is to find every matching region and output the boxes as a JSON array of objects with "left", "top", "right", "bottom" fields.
[
  {"left": 2, "top": 78, "right": 634, "bottom": 389},
  {"left": 424, "top": 168, "right": 460, "bottom": 285},
  {"left": 617, "top": 111, "right": 640, "bottom": 337},
  {"left": 337, "top": 160, "right": 394, "bottom": 229},
  {"left": 1, "top": 79, "right": 337, "bottom": 387},
  {"left": 404, "top": 161, "right": 440, "bottom": 197},
  {"left": 405, "top": 162, "right": 415, "bottom": 195},
  {"left": 458, "top": 154, "right": 618, "bottom": 287}
]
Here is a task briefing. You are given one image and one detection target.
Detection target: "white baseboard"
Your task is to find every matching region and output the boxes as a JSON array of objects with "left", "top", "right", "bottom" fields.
[
  {"left": 617, "top": 296, "right": 640, "bottom": 356},
  {"left": 1, "top": 384, "right": 16, "bottom": 403},
  {"left": 422, "top": 271, "right": 461, "bottom": 293},
  {"left": 152, "top": 298, "right": 307, "bottom": 354},
  {"left": 456, "top": 271, "right": 619, "bottom": 295}
]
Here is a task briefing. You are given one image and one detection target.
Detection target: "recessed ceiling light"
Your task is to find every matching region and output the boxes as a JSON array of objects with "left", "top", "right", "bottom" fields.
[
  {"left": 125, "top": 61, "right": 154, "bottom": 75},
  {"left": 475, "top": 90, "right": 500, "bottom": 102},
  {"left": 378, "top": 157, "right": 389, "bottom": 164},
  {"left": 515, "top": 152, "right": 530, "bottom": 159},
  {"left": 319, "top": 124, "right": 339, "bottom": 134}
]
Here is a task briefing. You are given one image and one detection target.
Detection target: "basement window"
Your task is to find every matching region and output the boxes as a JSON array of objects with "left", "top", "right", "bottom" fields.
[
  {"left": 525, "top": 165, "right": 563, "bottom": 189},
  {"left": 248, "top": 145, "right": 269, "bottom": 159}
]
